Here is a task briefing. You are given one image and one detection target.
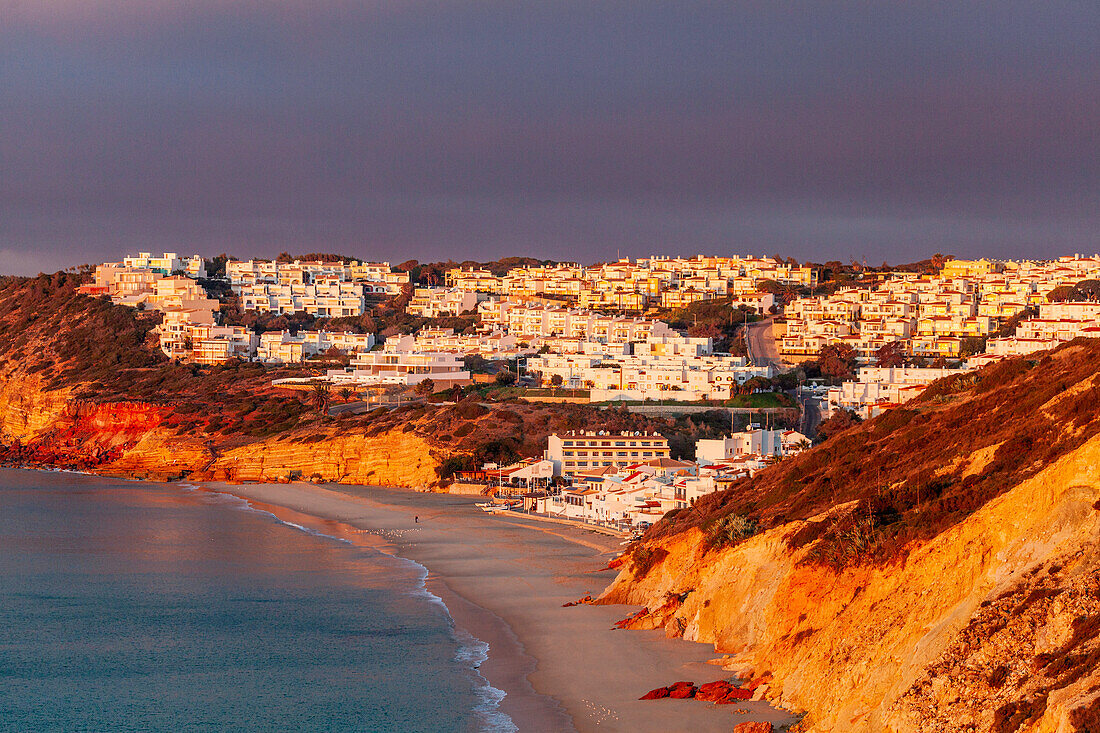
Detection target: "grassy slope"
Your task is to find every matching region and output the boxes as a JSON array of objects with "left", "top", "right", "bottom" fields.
[{"left": 648, "top": 338, "right": 1100, "bottom": 567}]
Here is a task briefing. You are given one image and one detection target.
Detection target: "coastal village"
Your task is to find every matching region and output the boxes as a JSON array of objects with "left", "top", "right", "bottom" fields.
[{"left": 78, "top": 250, "right": 1100, "bottom": 533}]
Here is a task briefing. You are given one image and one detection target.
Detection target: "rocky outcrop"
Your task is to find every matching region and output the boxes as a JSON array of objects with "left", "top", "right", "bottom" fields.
[
  {"left": 600, "top": 433, "right": 1100, "bottom": 732},
  {"left": 0, "top": 373, "right": 444, "bottom": 488},
  {"left": 197, "top": 430, "right": 441, "bottom": 487},
  {"left": 0, "top": 373, "right": 72, "bottom": 442}
]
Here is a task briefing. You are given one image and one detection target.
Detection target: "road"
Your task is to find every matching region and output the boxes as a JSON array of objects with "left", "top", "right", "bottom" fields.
[
  {"left": 799, "top": 393, "right": 823, "bottom": 438},
  {"left": 744, "top": 317, "right": 784, "bottom": 369},
  {"left": 744, "top": 318, "right": 826, "bottom": 438}
]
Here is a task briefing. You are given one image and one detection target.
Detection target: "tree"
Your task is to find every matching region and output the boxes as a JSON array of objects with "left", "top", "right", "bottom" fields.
[
  {"left": 818, "top": 343, "right": 858, "bottom": 381},
  {"left": 495, "top": 370, "right": 517, "bottom": 386},
  {"left": 310, "top": 382, "right": 331, "bottom": 413},
  {"left": 959, "top": 337, "right": 987, "bottom": 358},
  {"left": 1047, "top": 284, "right": 1083, "bottom": 303},
  {"left": 338, "top": 387, "right": 354, "bottom": 403},
  {"left": 816, "top": 408, "right": 862, "bottom": 442},
  {"left": 415, "top": 378, "right": 435, "bottom": 397},
  {"left": 463, "top": 354, "right": 491, "bottom": 373},
  {"left": 743, "top": 376, "right": 771, "bottom": 393},
  {"left": 1076, "top": 280, "right": 1100, "bottom": 301},
  {"left": 549, "top": 374, "right": 564, "bottom": 387},
  {"left": 874, "top": 341, "right": 905, "bottom": 368}
]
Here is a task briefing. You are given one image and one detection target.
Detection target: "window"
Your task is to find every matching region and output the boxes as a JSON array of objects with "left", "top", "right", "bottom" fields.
[
  {"left": 643, "top": 452, "right": 653, "bottom": 457},
  {"left": 614, "top": 441, "right": 625, "bottom": 447}
]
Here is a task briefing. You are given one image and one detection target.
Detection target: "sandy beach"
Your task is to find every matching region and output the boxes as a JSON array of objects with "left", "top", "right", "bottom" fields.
[{"left": 201, "top": 481, "right": 796, "bottom": 732}]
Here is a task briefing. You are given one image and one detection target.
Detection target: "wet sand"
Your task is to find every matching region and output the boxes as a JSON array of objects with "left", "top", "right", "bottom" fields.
[{"left": 204, "top": 482, "right": 795, "bottom": 732}]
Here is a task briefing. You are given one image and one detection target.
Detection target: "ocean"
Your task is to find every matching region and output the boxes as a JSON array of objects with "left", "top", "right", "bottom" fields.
[{"left": 0, "top": 469, "right": 513, "bottom": 732}]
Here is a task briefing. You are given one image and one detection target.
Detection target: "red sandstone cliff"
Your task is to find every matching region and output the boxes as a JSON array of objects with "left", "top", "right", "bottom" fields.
[{"left": 601, "top": 341, "right": 1100, "bottom": 732}]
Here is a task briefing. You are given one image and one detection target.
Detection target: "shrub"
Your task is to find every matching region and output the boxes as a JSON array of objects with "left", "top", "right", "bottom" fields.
[
  {"left": 436, "top": 455, "right": 475, "bottom": 479},
  {"left": 630, "top": 546, "right": 669, "bottom": 579},
  {"left": 455, "top": 400, "right": 488, "bottom": 419},
  {"left": 704, "top": 513, "right": 758, "bottom": 550}
]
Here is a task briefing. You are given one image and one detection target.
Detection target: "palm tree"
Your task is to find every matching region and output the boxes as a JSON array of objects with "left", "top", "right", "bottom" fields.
[
  {"left": 338, "top": 387, "right": 354, "bottom": 404},
  {"left": 311, "top": 382, "right": 331, "bottom": 414}
]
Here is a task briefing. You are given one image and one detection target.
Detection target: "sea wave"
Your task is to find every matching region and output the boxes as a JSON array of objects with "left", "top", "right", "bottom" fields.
[
  {"left": 172, "top": 481, "right": 518, "bottom": 732},
  {"left": 454, "top": 628, "right": 518, "bottom": 733}
]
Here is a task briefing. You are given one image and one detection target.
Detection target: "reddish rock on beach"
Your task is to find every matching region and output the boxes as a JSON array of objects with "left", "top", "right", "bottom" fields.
[
  {"left": 639, "top": 687, "right": 670, "bottom": 700},
  {"left": 694, "top": 680, "right": 734, "bottom": 701},
  {"left": 613, "top": 609, "right": 649, "bottom": 629},
  {"left": 716, "top": 687, "right": 754, "bottom": 703},
  {"left": 732, "top": 722, "right": 773, "bottom": 733},
  {"left": 668, "top": 685, "right": 696, "bottom": 699}
]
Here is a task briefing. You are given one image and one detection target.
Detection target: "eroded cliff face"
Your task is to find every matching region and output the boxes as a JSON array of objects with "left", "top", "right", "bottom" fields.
[
  {"left": 0, "top": 373, "right": 72, "bottom": 442},
  {"left": 105, "top": 427, "right": 441, "bottom": 488},
  {"left": 0, "top": 372, "right": 444, "bottom": 489},
  {"left": 600, "top": 434, "right": 1100, "bottom": 732}
]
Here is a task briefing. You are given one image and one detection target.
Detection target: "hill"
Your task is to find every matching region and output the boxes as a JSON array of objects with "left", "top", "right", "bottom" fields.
[
  {"left": 600, "top": 339, "right": 1100, "bottom": 732},
  {"left": 0, "top": 274, "right": 731, "bottom": 485}
]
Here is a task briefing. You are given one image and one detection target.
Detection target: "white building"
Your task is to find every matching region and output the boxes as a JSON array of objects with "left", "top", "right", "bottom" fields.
[
  {"left": 527, "top": 335, "right": 773, "bottom": 401},
  {"left": 827, "top": 365, "right": 969, "bottom": 418},
  {"left": 325, "top": 335, "right": 471, "bottom": 387},
  {"left": 406, "top": 288, "right": 484, "bottom": 318},
  {"left": 696, "top": 428, "right": 809, "bottom": 464},
  {"left": 544, "top": 431, "right": 671, "bottom": 476},
  {"left": 256, "top": 330, "right": 376, "bottom": 364}
]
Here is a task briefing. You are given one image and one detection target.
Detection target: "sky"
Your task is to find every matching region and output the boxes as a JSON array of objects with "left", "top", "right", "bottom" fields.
[{"left": 1, "top": 1, "right": 1098, "bottom": 274}]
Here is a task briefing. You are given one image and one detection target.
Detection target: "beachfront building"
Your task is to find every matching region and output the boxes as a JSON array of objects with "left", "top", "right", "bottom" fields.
[
  {"left": 543, "top": 431, "right": 671, "bottom": 477},
  {"left": 534, "top": 454, "right": 769, "bottom": 526}
]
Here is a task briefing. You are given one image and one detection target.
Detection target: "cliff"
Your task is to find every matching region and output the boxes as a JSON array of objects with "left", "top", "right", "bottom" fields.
[
  {"left": 0, "top": 274, "right": 696, "bottom": 488},
  {"left": 601, "top": 340, "right": 1100, "bottom": 732},
  {"left": 0, "top": 366, "right": 445, "bottom": 486}
]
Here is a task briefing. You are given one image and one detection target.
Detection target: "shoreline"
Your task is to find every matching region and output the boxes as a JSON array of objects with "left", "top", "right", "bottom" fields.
[{"left": 198, "top": 480, "right": 796, "bottom": 732}]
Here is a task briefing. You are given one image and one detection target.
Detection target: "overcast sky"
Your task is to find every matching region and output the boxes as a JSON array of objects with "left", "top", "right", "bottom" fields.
[{"left": 2, "top": 1, "right": 1098, "bottom": 274}]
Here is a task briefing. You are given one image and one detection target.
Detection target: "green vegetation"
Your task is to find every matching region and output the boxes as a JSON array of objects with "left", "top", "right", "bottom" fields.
[{"left": 703, "top": 513, "right": 759, "bottom": 550}]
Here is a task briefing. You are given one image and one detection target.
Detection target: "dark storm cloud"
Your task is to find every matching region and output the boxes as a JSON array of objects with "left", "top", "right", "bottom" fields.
[{"left": 1, "top": 1, "right": 1098, "bottom": 273}]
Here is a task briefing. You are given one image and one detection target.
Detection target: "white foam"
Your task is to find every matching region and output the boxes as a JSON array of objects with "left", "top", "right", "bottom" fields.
[
  {"left": 453, "top": 628, "right": 518, "bottom": 733},
  {"left": 171, "top": 482, "right": 517, "bottom": 732}
]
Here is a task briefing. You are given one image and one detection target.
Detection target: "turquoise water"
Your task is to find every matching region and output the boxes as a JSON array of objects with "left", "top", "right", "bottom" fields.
[{"left": 0, "top": 469, "right": 511, "bottom": 732}]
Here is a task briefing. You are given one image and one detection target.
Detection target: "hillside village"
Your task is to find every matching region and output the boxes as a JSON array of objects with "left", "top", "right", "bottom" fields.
[{"left": 76, "top": 249, "right": 1100, "bottom": 532}]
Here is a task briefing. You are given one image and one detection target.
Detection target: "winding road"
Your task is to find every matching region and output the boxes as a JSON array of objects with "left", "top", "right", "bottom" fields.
[{"left": 743, "top": 317, "right": 784, "bottom": 369}]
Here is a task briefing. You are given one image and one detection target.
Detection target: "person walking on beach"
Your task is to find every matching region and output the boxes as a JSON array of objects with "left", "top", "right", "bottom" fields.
[{"left": 415, "top": 515, "right": 419, "bottom": 523}]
